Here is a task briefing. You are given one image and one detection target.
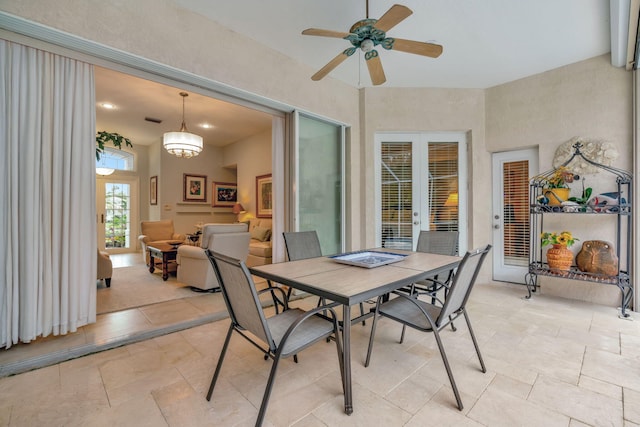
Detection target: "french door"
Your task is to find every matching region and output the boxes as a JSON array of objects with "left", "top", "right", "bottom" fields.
[
  {"left": 96, "top": 177, "right": 138, "bottom": 253},
  {"left": 491, "top": 148, "right": 538, "bottom": 283},
  {"left": 375, "top": 132, "right": 467, "bottom": 253}
]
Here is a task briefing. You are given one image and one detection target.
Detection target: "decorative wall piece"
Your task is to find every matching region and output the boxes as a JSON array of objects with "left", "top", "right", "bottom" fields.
[
  {"left": 212, "top": 182, "right": 238, "bottom": 207},
  {"left": 256, "top": 174, "right": 273, "bottom": 218},
  {"left": 552, "top": 137, "right": 619, "bottom": 175},
  {"left": 150, "top": 175, "right": 157, "bottom": 205},
  {"left": 183, "top": 174, "right": 207, "bottom": 202}
]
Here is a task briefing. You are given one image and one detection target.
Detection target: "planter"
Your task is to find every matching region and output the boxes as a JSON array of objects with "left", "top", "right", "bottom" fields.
[
  {"left": 546, "top": 244, "right": 573, "bottom": 271},
  {"left": 544, "top": 188, "right": 570, "bottom": 206}
]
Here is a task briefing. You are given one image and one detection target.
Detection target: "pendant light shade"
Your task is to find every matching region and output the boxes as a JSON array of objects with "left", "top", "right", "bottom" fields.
[{"left": 163, "top": 92, "right": 203, "bottom": 158}]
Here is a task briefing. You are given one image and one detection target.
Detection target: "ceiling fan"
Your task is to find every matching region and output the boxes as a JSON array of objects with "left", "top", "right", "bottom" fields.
[{"left": 302, "top": 2, "right": 443, "bottom": 85}]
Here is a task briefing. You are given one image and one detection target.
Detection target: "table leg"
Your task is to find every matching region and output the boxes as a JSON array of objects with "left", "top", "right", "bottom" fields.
[
  {"left": 149, "top": 253, "right": 155, "bottom": 274},
  {"left": 342, "top": 304, "right": 353, "bottom": 415},
  {"left": 161, "top": 253, "right": 169, "bottom": 281}
]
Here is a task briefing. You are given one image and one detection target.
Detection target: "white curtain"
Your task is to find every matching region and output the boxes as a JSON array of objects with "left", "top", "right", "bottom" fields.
[{"left": 0, "top": 40, "right": 96, "bottom": 349}]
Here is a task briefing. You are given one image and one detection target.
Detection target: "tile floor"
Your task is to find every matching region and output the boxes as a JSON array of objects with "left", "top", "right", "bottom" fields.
[{"left": 1, "top": 278, "right": 640, "bottom": 426}]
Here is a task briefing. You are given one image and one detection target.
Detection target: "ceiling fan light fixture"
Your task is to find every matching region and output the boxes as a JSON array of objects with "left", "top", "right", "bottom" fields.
[
  {"left": 163, "top": 92, "right": 203, "bottom": 158},
  {"left": 360, "top": 39, "right": 374, "bottom": 53}
]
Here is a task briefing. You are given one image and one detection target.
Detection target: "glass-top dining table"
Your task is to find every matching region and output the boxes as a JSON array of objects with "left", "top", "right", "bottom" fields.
[{"left": 249, "top": 248, "right": 461, "bottom": 416}]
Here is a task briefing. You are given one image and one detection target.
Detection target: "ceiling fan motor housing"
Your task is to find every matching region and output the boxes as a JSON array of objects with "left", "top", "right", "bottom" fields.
[{"left": 346, "top": 19, "right": 390, "bottom": 51}]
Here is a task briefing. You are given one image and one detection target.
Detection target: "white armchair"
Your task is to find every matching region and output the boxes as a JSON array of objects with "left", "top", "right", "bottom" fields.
[{"left": 177, "top": 223, "right": 250, "bottom": 291}]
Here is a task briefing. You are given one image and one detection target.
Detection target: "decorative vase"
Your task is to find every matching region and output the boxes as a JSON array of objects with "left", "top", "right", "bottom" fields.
[
  {"left": 546, "top": 244, "right": 573, "bottom": 271},
  {"left": 544, "top": 188, "right": 570, "bottom": 206}
]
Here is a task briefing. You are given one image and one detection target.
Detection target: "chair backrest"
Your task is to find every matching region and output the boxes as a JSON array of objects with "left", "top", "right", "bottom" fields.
[
  {"left": 416, "top": 231, "right": 459, "bottom": 256},
  {"left": 437, "top": 244, "right": 491, "bottom": 325},
  {"left": 140, "top": 219, "right": 175, "bottom": 241},
  {"left": 206, "top": 250, "right": 275, "bottom": 349},
  {"left": 283, "top": 231, "right": 322, "bottom": 261},
  {"left": 200, "top": 223, "right": 248, "bottom": 248}
]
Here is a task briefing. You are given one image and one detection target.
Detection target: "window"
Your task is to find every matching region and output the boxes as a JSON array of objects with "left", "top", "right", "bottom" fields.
[{"left": 96, "top": 147, "right": 134, "bottom": 172}]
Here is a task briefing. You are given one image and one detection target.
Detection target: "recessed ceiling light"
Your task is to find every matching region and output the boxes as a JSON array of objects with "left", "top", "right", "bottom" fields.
[
  {"left": 100, "top": 103, "right": 116, "bottom": 109},
  {"left": 200, "top": 123, "right": 215, "bottom": 129}
]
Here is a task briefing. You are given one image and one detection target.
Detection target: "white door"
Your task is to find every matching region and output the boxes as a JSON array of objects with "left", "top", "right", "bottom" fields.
[
  {"left": 96, "top": 177, "right": 139, "bottom": 253},
  {"left": 491, "top": 148, "right": 538, "bottom": 283},
  {"left": 375, "top": 132, "right": 467, "bottom": 253}
]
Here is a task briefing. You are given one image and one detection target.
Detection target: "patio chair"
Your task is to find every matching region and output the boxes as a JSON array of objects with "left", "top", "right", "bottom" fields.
[
  {"left": 365, "top": 244, "right": 491, "bottom": 411},
  {"left": 283, "top": 230, "right": 367, "bottom": 325},
  {"left": 397, "top": 230, "right": 460, "bottom": 340},
  {"left": 205, "top": 250, "right": 344, "bottom": 426}
]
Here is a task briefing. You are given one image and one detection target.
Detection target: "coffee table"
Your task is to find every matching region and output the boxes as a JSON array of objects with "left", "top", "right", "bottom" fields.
[{"left": 148, "top": 242, "right": 182, "bottom": 280}]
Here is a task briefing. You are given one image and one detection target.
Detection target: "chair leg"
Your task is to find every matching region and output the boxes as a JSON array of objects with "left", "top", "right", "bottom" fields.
[
  {"left": 463, "top": 310, "right": 486, "bottom": 373},
  {"left": 207, "top": 323, "right": 234, "bottom": 401},
  {"left": 257, "top": 352, "right": 284, "bottom": 426},
  {"left": 359, "top": 302, "right": 366, "bottom": 326},
  {"left": 400, "top": 325, "right": 407, "bottom": 344},
  {"left": 105, "top": 278, "right": 111, "bottom": 288},
  {"left": 332, "top": 324, "right": 346, "bottom": 395},
  {"left": 364, "top": 301, "right": 382, "bottom": 367},
  {"left": 432, "top": 328, "right": 464, "bottom": 411}
]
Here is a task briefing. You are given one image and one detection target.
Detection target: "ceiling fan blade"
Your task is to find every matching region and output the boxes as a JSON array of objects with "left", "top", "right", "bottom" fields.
[
  {"left": 311, "top": 51, "right": 352, "bottom": 81},
  {"left": 374, "top": 4, "right": 412, "bottom": 32},
  {"left": 366, "top": 52, "right": 386, "bottom": 86},
  {"left": 302, "top": 28, "right": 352, "bottom": 39},
  {"left": 389, "top": 38, "right": 443, "bottom": 58}
]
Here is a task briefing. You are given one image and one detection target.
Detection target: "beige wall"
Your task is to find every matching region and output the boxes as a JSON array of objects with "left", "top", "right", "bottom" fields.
[
  {"left": 360, "top": 87, "right": 488, "bottom": 262},
  {"left": 223, "top": 129, "right": 272, "bottom": 223},
  {"left": 486, "top": 54, "right": 633, "bottom": 305}
]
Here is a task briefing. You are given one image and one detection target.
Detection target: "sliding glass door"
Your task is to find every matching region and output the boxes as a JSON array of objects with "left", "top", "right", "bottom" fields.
[{"left": 292, "top": 113, "right": 345, "bottom": 255}]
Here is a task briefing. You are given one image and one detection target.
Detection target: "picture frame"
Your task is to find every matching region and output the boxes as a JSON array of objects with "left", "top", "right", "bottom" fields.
[
  {"left": 256, "top": 174, "right": 273, "bottom": 218},
  {"left": 150, "top": 175, "right": 158, "bottom": 205},
  {"left": 212, "top": 181, "right": 238, "bottom": 207},
  {"left": 183, "top": 174, "right": 207, "bottom": 202}
]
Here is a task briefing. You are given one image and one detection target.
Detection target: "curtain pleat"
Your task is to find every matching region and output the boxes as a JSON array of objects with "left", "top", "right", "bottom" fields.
[{"left": 0, "top": 40, "right": 96, "bottom": 349}]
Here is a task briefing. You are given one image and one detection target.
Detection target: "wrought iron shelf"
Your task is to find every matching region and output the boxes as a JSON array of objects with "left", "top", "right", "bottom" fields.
[
  {"left": 528, "top": 263, "right": 628, "bottom": 286},
  {"left": 526, "top": 142, "right": 633, "bottom": 318}
]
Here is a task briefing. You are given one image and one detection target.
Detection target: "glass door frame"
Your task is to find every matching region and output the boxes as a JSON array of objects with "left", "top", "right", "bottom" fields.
[
  {"left": 96, "top": 176, "right": 139, "bottom": 253},
  {"left": 289, "top": 110, "right": 346, "bottom": 254}
]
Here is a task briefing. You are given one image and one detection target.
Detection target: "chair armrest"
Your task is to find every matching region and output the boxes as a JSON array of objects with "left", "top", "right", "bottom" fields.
[
  {"left": 173, "top": 233, "right": 186, "bottom": 241},
  {"left": 139, "top": 235, "right": 151, "bottom": 244},
  {"left": 177, "top": 245, "right": 207, "bottom": 260},
  {"left": 258, "top": 286, "right": 290, "bottom": 310}
]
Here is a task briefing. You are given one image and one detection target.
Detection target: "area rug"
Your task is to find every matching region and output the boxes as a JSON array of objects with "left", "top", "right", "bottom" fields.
[{"left": 97, "top": 266, "right": 199, "bottom": 314}]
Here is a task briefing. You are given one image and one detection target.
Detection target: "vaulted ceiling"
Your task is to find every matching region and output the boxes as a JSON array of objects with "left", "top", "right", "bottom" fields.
[{"left": 96, "top": 1, "right": 616, "bottom": 148}]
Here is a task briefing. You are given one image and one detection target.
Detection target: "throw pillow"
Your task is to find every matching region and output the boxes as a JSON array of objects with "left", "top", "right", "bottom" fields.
[{"left": 250, "top": 226, "right": 270, "bottom": 242}]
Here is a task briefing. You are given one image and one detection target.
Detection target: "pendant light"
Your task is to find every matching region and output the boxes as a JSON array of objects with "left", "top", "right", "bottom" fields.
[{"left": 163, "top": 92, "right": 203, "bottom": 158}]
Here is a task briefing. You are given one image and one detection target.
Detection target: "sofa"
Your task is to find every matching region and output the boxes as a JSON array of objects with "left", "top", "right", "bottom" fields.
[
  {"left": 246, "top": 218, "right": 273, "bottom": 267},
  {"left": 138, "top": 220, "right": 186, "bottom": 269},
  {"left": 176, "top": 223, "right": 250, "bottom": 291}
]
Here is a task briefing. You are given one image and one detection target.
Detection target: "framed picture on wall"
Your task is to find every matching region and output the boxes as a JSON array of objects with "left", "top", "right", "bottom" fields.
[
  {"left": 213, "top": 181, "right": 238, "bottom": 207},
  {"left": 183, "top": 174, "right": 207, "bottom": 202},
  {"left": 150, "top": 175, "right": 158, "bottom": 205},
  {"left": 256, "top": 174, "right": 272, "bottom": 218}
]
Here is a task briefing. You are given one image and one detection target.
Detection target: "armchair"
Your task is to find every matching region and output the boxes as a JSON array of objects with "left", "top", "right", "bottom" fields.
[
  {"left": 138, "top": 220, "right": 185, "bottom": 268},
  {"left": 97, "top": 249, "right": 113, "bottom": 287},
  {"left": 177, "top": 223, "right": 250, "bottom": 291}
]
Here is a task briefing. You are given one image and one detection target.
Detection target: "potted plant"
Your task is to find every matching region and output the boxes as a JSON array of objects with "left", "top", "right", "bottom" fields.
[
  {"left": 541, "top": 230, "right": 578, "bottom": 271},
  {"left": 96, "top": 131, "right": 133, "bottom": 161},
  {"left": 542, "top": 166, "right": 576, "bottom": 206}
]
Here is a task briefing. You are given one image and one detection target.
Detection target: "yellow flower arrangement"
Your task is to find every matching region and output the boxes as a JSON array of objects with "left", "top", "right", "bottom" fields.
[
  {"left": 540, "top": 231, "right": 578, "bottom": 248},
  {"left": 545, "top": 166, "right": 576, "bottom": 189}
]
